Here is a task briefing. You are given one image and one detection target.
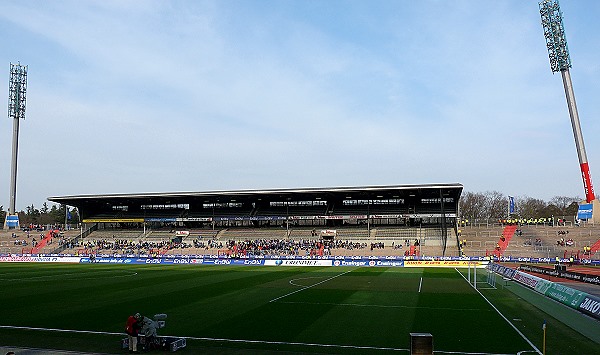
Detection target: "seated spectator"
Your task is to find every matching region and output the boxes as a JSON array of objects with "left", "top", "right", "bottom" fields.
[{"left": 566, "top": 239, "right": 574, "bottom": 246}]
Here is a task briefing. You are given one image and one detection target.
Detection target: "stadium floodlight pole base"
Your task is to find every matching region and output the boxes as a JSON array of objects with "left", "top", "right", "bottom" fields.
[{"left": 3, "top": 214, "right": 19, "bottom": 230}]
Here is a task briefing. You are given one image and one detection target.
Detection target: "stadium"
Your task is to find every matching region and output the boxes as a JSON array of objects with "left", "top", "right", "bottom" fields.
[
  {"left": 2, "top": 1, "right": 600, "bottom": 354},
  {"left": 1, "top": 183, "right": 599, "bottom": 354}
]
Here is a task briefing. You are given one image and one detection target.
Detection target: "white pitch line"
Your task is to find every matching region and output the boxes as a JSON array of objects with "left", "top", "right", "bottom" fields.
[
  {"left": 269, "top": 269, "right": 353, "bottom": 303},
  {"left": 455, "top": 268, "right": 542, "bottom": 355},
  {"left": 276, "top": 301, "right": 486, "bottom": 312},
  {"left": 0, "top": 324, "right": 528, "bottom": 355},
  {"left": 0, "top": 324, "right": 408, "bottom": 352},
  {"left": 0, "top": 324, "right": 123, "bottom": 336},
  {"left": 0, "top": 270, "right": 138, "bottom": 281},
  {"left": 418, "top": 276, "right": 423, "bottom": 293},
  {"left": 0, "top": 345, "right": 109, "bottom": 355},
  {"left": 289, "top": 276, "right": 325, "bottom": 287},
  {"left": 185, "top": 335, "right": 409, "bottom": 352}
]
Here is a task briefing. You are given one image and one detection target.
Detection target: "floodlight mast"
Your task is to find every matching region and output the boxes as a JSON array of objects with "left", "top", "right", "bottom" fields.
[
  {"left": 539, "top": 0, "right": 595, "bottom": 203},
  {"left": 7, "top": 63, "right": 27, "bottom": 221}
]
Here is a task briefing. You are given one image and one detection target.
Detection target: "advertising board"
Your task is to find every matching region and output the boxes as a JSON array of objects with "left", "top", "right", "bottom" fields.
[
  {"left": 82, "top": 218, "right": 144, "bottom": 223},
  {"left": 512, "top": 271, "right": 542, "bottom": 290},
  {"left": 519, "top": 264, "right": 600, "bottom": 286},
  {"left": 488, "top": 263, "right": 517, "bottom": 279},
  {"left": 577, "top": 203, "right": 593, "bottom": 220},
  {"left": 0, "top": 256, "right": 82, "bottom": 263},
  {"left": 533, "top": 278, "right": 553, "bottom": 294},
  {"left": 578, "top": 295, "right": 600, "bottom": 320},
  {"left": 264, "top": 259, "right": 333, "bottom": 267},
  {"left": 404, "top": 260, "right": 484, "bottom": 268},
  {"left": 544, "top": 283, "right": 586, "bottom": 308}
]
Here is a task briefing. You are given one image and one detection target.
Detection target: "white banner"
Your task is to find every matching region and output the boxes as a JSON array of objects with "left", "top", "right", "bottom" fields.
[
  {"left": 0, "top": 256, "right": 82, "bottom": 263},
  {"left": 264, "top": 259, "right": 333, "bottom": 267},
  {"left": 320, "top": 230, "right": 337, "bottom": 237}
]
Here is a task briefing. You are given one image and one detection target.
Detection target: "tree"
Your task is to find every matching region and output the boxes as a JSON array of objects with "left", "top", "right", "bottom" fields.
[
  {"left": 34, "top": 202, "right": 53, "bottom": 225},
  {"left": 515, "top": 196, "right": 547, "bottom": 218},
  {"left": 566, "top": 201, "right": 579, "bottom": 218},
  {"left": 486, "top": 191, "right": 507, "bottom": 220},
  {"left": 548, "top": 196, "right": 580, "bottom": 217},
  {"left": 48, "top": 204, "right": 66, "bottom": 224},
  {"left": 459, "top": 192, "right": 488, "bottom": 220},
  {"left": 460, "top": 191, "right": 507, "bottom": 221},
  {"left": 22, "top": 204, "right": 42, "bottom": 225},
  {"left": 461, "top": 191, "right": 583, "bottom": 223}
]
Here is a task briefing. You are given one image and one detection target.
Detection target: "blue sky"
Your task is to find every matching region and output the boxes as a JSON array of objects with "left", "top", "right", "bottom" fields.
[{"left": 0, "top": 0, "right": 599, "bottom": 210}]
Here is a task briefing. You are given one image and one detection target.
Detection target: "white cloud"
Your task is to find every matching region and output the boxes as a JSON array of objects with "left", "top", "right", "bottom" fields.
[{"left": 0, "top": 0, "right": 598, "bottom": 209}]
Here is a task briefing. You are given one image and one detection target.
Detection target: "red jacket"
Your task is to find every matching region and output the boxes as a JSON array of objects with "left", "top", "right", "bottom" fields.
[{"left": 125, "top": 315, "right": 141, "bottom": 336}]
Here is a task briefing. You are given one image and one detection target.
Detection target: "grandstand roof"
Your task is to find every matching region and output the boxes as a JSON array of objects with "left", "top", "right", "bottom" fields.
[
  {"left": 48, "top": 183, "right": 463, "bottom": 221},
  {"left": 49, "top": 183, "right": 463, "bottom": 206}
]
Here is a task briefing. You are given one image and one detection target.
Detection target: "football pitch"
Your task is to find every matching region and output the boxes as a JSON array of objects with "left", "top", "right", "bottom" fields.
[{"left": 0, "top": 263, "right": 597, "bottom": 354}]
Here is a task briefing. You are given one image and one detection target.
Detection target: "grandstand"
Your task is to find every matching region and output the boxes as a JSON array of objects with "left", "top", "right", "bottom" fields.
[
  {"left": 46, "top": 184, "right": 461, "bottom": 257},
  {"left": 25, "top": 183, "right": 596, "bottom": 260},
  {"left": 0, "top": 228, "right": 80, "bottom": 255},
  {"left": 458, "top": 222, "right": 600, "bottom": 259}
]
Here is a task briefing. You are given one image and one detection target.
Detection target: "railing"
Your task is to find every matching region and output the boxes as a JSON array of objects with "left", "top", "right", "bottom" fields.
[{"left": 49, "top": 224, "right": 98, "bottom": 254}]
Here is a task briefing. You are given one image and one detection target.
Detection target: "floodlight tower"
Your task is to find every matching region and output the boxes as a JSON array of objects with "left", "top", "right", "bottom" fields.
[
  {"left": 4, "top": 62, "right": 27, "bottom": 229},
  {"left": 539, "top": 0, "right": 595, "bottom": 203}
]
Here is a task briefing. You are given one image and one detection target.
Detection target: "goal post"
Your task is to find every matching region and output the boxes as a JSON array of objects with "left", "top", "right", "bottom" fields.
[
  {"left": 465, "top": 260, "right": 494, "bottom": 289},
  {"left": 486, "top": 265, "right": 496, "bottom": 288}
]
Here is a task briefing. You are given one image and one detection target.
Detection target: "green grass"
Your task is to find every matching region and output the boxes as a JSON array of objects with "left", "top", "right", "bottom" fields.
[{"left": 0, "top": 263, "right": 597, "bottom": 354}]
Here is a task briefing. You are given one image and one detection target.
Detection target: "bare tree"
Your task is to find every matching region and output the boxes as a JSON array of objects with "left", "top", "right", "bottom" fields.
[
  {"left": 460, "top": 191, "right": 507, "bottom": 221},
  {"left": 460, "top": 191, "right": 582, "bottom": 222},
  {"left": 459, "top": 192, "right": 487, "bottom": 220},
  {"left": 486, "top": 191, "right": 507, "bottom": 220},
  {"left": 515, "top": 196, "right": 547, "bottom": 218},
  {"left": 549, "top": 196, "right": 580, "bottom": 216}
]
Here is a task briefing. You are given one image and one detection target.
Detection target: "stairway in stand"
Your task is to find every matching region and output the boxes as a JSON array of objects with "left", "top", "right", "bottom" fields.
[
  {"left": 31, "top": 230, "right": 55, "bottom": 254},
  {"left": 493, "top": 225, "right": 517, "bottom": 257}
]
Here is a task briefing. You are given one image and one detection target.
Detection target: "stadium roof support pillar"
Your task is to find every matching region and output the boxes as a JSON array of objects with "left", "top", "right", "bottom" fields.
[{"left": 440, "top": 189, "right": 447, "bottom": 256}]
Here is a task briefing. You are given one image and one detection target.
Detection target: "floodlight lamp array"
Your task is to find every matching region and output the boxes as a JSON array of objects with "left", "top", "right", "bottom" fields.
[
  {"left": 539, "top": 0, "right": 571, "bottom": 73},
  {"left": 8, "top": 62, "right": 28, "bottom": 120}
]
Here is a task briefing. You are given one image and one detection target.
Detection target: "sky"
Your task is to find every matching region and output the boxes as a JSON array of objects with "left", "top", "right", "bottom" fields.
[{"left": 0, "top": 0, "right": 599, "bottom": 211}]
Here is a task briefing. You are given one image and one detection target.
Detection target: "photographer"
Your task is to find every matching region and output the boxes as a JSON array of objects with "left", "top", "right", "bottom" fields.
[{"left": 125, "top": 312, "right": 143, "bottom": 353}]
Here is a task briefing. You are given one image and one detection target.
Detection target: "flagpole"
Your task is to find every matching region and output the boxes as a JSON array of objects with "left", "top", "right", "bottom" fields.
[{"left": 543, "top": 320, "right": 546, "bottom": 355}]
